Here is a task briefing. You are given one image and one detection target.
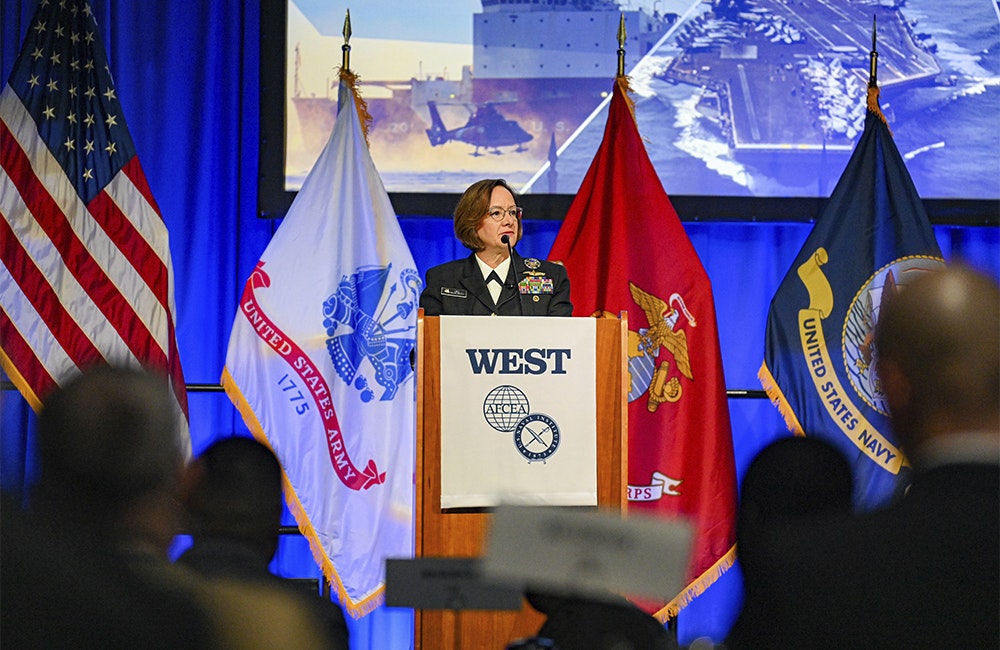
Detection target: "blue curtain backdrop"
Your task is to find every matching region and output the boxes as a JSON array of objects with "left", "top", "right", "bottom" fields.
[{"left": 2, "top": 1, "right": 997, "bottom": 646}]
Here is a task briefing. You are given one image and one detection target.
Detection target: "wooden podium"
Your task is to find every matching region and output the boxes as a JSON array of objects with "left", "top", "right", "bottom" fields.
[{"left": 414, "top": 313, "right": 628, "bottom": 649}]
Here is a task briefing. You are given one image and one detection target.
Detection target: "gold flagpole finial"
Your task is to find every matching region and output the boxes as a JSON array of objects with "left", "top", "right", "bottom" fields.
[
  {"left": 614, "top": 13, "right": 635, "bottom": 118},
  {"left": 868, "top": 14, "right": 878, "bottom": 88},
  {"left": 342, "top": 9, "right": 352, "bottom": 71},
  {"left": 866, "top": 14, "right": 889, "bottom": 128},
  {"left": 337, "top": 9, "right": 372, "bottom": 143},
  {"left": 617, "top": 13, "right": 627, "bottom": 77}
]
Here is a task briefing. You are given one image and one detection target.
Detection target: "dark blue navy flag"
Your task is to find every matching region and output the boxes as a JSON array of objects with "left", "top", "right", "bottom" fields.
[{"left": 759, "top": 87, "right": 943, "bottom": 509}]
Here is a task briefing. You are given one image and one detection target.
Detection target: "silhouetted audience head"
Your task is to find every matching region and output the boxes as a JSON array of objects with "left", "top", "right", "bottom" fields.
[
  {"left": 184, "top": 436, "right": 284, "bottom": 563},
  {"left": 874, "top": 264, "right": 1000, "bottom": 452},
  {"left": 4, "top": 364, "right": 214, "bottom": 648},
  {"left": 33, "top": 364, "right": 186, "bottom": 550},
  {"left": 527, "top": 591, "right": 678, "bottom": 650},
  {"left": 737, "top": 435, "right": 853, "bottom": 536},
  {"left": 735, "top": 435, "right": 853, "bottom": 594},
  {"left": 178, "top": 436, "right": 352, "bottom": 649}
]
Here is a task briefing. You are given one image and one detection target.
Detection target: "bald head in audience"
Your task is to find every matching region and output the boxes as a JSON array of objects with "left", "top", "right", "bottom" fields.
[
  {"left": 727, "top": 265, "right": 1000, "bottom": 650},
  {"left": 34, "top": 364, "right": 187, "bottom": 551},
  {"left": 875, "top": 264, "right": 1000, "bottom": 454}
]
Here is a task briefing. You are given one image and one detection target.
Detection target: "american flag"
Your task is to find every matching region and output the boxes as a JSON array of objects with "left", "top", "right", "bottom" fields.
[{"left": 1, "top": 0, "right": 188, "bottom": 447}]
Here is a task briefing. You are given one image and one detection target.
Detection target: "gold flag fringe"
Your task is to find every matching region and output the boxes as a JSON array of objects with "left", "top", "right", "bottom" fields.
[
  {"left": 617, "top": 74, "right": 654, "bottom": 147},
  {"left": 758, "top": 361, "right": 806, "bottom": 436},
  {"left": 280, "top": 465, "right": 385, "bottom": 618},
  {"left": 616, "top": 74, "right": 636, "bottom": 122},
  {"left": 221, "top": 368, "right": 385, "bottom": 618},
  {"left": 0, "top": 347, "right": 42, "bottom": 411},
  {"left": 654, "top": 545, "right": 737, "bottom": 622},
  {"left": 866, "top": 85, "right": 892, "bottom": 135},
  {"left": 339, "top": 67, "right": 373, "bottom": 146}
]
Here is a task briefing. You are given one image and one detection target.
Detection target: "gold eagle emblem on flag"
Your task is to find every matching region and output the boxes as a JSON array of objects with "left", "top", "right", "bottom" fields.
[{"left": 628, "top": 282, "right": 696, "bottom": 412}]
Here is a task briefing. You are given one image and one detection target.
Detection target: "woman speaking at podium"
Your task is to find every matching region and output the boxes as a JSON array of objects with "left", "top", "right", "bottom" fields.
[{"left": 419, "top": 179, "right": 572, "bottom": 316}]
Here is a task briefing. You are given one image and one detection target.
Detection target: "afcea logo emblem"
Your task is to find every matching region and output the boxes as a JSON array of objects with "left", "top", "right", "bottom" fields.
[{"left": 483, "top": 385, "right": 560, "bottom": 463}]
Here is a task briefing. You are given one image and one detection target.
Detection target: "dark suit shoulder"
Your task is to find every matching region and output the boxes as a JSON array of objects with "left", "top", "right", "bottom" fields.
[
  {"left": 420, "top": 256, "right": 479, "bottom": 316},
  {"left": 540, "top": 259, "right": 569, "bottom": 278},
  {"left": 423, "top": 257, "right": 472, "bottom": 279}
]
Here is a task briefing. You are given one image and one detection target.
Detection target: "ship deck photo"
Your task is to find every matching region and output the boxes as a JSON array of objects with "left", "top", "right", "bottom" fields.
[{"left": 659, "top": 0, "right": 941, "bottom": 153}]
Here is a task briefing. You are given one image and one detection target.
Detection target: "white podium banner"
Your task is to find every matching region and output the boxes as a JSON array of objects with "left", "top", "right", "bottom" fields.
[{"left": 439, "top": 316, "right": 597, "bottom": 508}]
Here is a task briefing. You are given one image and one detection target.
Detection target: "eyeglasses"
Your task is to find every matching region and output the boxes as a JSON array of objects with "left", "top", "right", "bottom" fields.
[{"left": 486, "top": 207, "right": 523, "bottom": 221}]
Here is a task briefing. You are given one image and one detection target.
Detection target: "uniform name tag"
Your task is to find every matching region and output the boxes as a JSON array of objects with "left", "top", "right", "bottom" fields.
[{"left": 441, "top": 287, "right": 468, "bottom": 298}]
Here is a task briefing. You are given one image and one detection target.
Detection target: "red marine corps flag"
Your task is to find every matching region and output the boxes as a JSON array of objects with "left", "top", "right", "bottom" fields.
[{"left": 548, "top": 76, "right": 738, "bottom": 620}]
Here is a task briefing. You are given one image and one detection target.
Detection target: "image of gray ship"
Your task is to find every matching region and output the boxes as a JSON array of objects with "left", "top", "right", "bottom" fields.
[{"left": 289, "top": 0, "right": 672, "bottom": 167}]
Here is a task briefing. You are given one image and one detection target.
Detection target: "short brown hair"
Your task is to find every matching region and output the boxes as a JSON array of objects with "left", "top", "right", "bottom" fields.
[{"left": 453, "top": 179, "right": 523, "bottom": 251}]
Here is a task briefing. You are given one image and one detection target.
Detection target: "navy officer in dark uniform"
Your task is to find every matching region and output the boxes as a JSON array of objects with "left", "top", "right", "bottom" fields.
[{"left": 420, "top": 179, "right": 572, "bottom": 316}]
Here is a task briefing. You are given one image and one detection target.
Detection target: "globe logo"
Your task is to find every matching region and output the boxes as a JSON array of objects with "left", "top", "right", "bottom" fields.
[{"left": 483, "top": 385, "right": 530, "bottom": 432}]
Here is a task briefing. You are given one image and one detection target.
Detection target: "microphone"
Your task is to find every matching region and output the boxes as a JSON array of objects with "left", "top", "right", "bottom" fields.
[
  {"left": 501, "top": 236, "right": 525, "bottom": 316},
  {"left": 500, "top": 234, "right": 515, "bottom": 287}
]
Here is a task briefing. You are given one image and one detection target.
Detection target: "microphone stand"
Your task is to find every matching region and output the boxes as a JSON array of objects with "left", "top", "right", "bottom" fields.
[{"left": 501, "top": 235, "right": 526, "bottom": 314}]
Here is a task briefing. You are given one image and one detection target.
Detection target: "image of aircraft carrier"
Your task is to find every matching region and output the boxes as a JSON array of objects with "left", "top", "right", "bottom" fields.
[{"left": 657, "top": 0, "right": 942, "bottom": 153}]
